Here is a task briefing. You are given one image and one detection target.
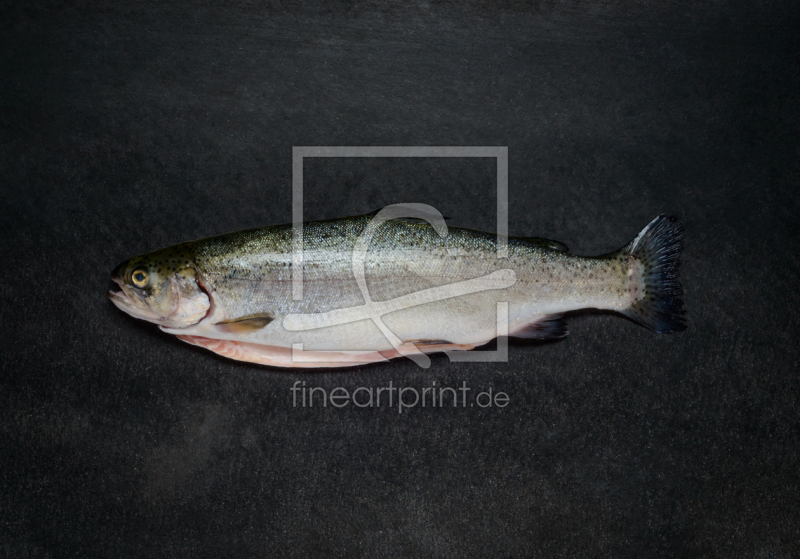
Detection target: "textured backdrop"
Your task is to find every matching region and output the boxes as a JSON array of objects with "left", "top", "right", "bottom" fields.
[{"left": 1, "top": 1, "right": 799, "bottom": 557}]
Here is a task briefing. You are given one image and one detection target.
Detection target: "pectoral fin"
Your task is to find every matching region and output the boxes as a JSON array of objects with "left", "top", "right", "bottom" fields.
[
  {"left": 215, "top": 316, "right": 273, "bottom": 334},
  {"left": 403, "top": 339, "right": 453, "bottom": 346}
]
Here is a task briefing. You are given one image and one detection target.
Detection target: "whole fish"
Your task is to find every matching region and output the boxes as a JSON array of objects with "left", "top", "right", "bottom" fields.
[{"left": 109, "top": 209, "right": 685, "bottom": 368}]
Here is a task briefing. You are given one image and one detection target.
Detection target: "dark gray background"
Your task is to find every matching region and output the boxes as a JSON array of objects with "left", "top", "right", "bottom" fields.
[{"left": 2, "top": 0, "right": 798, "bottom": 557}]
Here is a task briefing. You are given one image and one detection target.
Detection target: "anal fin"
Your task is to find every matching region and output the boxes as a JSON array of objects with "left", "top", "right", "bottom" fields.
[{"left": 510, "top": 314, "right": 568, "bottom": 340}]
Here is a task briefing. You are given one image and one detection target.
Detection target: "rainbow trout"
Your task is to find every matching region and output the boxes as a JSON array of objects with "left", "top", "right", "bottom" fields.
[{"left": 109, "top": 208, "right": 685, "bottom": 368}]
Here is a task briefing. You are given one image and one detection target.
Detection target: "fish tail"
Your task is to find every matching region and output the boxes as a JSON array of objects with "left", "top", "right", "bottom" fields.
[{"left": 619, "top": 215, "right": 686, "bottom": 333}]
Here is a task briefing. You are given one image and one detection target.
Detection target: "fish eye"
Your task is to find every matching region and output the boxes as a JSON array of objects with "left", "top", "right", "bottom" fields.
[{"left": 131, "top": 269, "right": 149, "bottom": 288}]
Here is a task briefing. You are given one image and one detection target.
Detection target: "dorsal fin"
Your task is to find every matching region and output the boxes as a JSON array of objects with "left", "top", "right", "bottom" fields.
[{"left": 364, "top": 208, "right": 451, "bottom": 224}]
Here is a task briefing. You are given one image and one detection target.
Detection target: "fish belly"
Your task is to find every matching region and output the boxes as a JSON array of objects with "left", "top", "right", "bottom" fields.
[{"left": 168, "top": 250, "right": 626, "bottom": 358}]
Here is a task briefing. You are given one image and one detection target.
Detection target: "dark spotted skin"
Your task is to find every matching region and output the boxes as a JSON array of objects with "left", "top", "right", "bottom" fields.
[
  {"left": 111, "top": 213, "right": 684, "bottom": 359},
  {"left": 113, "top": 215, "right": 641, "bottom": 330},
  {"left": 112, "top": 243, "right": 201, "bottom": 289}
]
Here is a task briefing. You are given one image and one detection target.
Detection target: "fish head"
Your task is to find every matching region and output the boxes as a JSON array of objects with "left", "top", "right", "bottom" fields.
[{"left": 109, "top": 246, "right": 211, "bottom": 329}]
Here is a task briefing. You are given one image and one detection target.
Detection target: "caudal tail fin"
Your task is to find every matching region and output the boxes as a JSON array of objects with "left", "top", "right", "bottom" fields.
[{"left": 620, "top": 215, "right": 686, "bottom": 333}]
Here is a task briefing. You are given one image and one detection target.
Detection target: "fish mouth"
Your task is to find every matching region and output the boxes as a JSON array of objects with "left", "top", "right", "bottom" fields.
[
  {"left": 108, "top": 274, "right": 213, "bottom": 328},
  {"left": 108, "top": 278, "right": 165, "bottom": 324}
]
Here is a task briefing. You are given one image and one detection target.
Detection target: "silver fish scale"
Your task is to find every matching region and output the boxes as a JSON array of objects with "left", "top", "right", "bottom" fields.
[
  {"left": 189, "top": 217, "right": 626, "bottom": 331},
  {"left": 111, "top": 214, "right": 684, "bottom": 359}
]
